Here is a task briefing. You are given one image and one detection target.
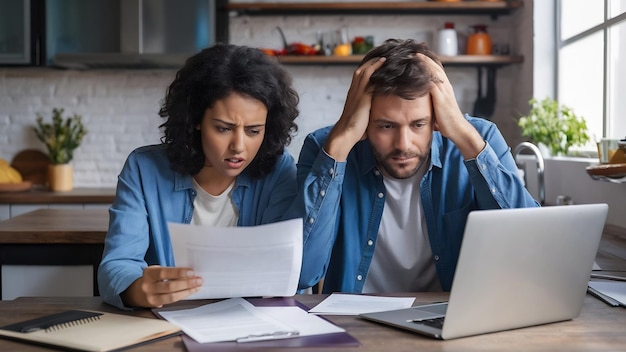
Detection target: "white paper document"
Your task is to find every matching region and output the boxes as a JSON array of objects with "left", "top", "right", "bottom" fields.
[
  {"left": 168, "top": 218, "right": 302, "bottom": 299},
  {"left": 158, "top": 297, "right": 345, "bottom": 344},
  {"left": 588, "top": 281, "right": 626, "bottom": 306},
  {"left": 308, "top": 293, "right": 415, "bottom": 315}
]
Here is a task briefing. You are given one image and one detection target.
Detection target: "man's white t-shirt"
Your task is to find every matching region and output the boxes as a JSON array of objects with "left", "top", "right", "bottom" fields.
[
  {"left": 363, "top": 166, "right": 441, "bottom": 293},
  {"left": 190, "top": 178, "right": 238, "bottom": 227}
]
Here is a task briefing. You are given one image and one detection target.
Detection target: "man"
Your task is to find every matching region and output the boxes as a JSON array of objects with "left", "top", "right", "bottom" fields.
[{"left": 291, "top": 39, "right": 539, "bottom": 294}]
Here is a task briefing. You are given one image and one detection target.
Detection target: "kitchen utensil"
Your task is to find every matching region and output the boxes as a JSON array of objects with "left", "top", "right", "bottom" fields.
[
  {"left": 0, "top": 181, "right": 32, "bottom": 193},
  {"left": 10, "top": 149, "right": 49, "bottom": 186},
  {"left": 472, "top": 66, "right": 496, "bottom": 119},
  {"left": 586, "top": 163, "right": 626, "bottom": 178}
]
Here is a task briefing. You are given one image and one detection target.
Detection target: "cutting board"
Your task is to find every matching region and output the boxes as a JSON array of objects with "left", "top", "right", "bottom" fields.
[{"left": 10, "top": 149, "right": 50, "bottom": 186}]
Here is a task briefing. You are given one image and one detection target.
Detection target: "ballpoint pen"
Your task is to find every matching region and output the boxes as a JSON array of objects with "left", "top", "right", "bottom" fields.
[{"left": 236, "top": 330, "right": 300, "bottom": 343}]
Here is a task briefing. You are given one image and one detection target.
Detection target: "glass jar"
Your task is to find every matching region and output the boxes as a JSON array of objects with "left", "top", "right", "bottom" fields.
[{"left": 466, "top": 24, "right": 492, "bottom": 55}]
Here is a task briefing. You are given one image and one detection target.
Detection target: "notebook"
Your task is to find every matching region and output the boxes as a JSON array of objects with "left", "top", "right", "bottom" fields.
[
  {"left": 0, "top": 309, "right": 181, "bottom": 351},
  {"left": 360, "top": 203, "right": 609, "bottom": 340}
]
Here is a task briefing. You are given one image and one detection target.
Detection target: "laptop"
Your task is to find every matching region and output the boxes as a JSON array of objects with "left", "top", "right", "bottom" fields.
[{"left": 360, "top": 203, "right": 609, "bottom": 340}]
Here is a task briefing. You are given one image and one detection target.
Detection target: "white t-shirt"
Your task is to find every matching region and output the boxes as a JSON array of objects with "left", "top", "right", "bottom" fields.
[
  {"left": 363, "top": 167, "right": 441, "bottom": 293},
  {"left": 190, "top": 178, "right": 238, "bottom": 227}
]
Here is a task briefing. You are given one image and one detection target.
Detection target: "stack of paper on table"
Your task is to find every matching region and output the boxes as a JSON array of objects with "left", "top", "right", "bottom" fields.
[
  {"left": 157, "top": 298, "right": 347, "bottom": 344},
  {"left": 588, "top": 281, "right": 626, "bottom": 306}
]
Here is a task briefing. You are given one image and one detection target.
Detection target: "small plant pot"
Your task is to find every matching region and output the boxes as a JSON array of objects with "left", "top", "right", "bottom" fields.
[{"left": 48, "top": 164, "right": 73, "bottom": 192}]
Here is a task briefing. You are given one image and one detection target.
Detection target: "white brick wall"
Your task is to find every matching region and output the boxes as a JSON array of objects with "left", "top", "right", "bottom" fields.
[
  {"left": 0, "top": 5, "right": 531, "bottom": 188},
  {"left": 0, "top": 69, "right": 174, "bottom": 187}
]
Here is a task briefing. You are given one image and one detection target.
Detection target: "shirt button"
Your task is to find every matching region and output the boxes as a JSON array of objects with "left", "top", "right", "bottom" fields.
[
  {"left": 481, "top": 164, "right": 487, "bottom": 170},
  {"left": 434, "top": 255, "right": 440, "bottom": 261},
  {"left": 377, "top": 192, "right": 384, "bottom": 198},
  {"left": 308, "top": 217, "right": 315, "bottom": 224},
  {"left": 374, "top": 170, "right": 380, "bottom": 176},
  {"left": 367, "top": 240, "right": 373, "bottom": 246},
  {"left": 357, "top": 275, "right": 363, "bottom": 281},
  {"left": 328, "top": 168, "right": 334, "bottom": 175},
  {"left": 491, "top": 188, "right": 497, "bottom": 194},
  {"left": 320, "top": 190, "right": 326, "bottom": 197}
]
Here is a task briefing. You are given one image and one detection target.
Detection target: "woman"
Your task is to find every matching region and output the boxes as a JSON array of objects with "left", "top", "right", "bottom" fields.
[{"left": 98, "top": 44, "right": 299, "bottom": 309}]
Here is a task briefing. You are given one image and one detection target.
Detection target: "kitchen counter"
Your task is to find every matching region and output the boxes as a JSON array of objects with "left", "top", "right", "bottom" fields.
[{"left": 0, "top": 187, "right": 116, "bottom": 204}]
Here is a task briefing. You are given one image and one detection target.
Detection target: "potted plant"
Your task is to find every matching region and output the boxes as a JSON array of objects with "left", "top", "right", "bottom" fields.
[
  {"left": 518, "top": 97, "right": 590, "bottom": 156},
  {"left": 33, "top": 108, "right": 87, "bottom": 191}
]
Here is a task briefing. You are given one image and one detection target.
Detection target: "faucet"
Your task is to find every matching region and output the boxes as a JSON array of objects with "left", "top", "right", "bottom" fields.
[{"left": 513, "top": 142, "right": 545, "bottom": 205}]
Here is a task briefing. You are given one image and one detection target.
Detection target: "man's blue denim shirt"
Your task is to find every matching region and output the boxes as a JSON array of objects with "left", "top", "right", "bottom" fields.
[{"left": 290, "top": 115, "right": 540, "bottom": 293}]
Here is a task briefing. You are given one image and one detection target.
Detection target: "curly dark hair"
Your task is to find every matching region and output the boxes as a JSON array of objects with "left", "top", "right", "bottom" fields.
[
  {"left": 361, "top": 39, "right": 442, "bottom": 100},
  {"left": 159, "top": 43, "right": 299, "bottom": 178}
]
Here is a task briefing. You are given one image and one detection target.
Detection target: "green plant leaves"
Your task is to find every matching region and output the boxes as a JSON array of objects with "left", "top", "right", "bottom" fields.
[
  {"left": 33, "top": 108, "right": 87, "bottom": 164},
  {"left": 518, "top": 97, "right": 590, "bottom": 156}
]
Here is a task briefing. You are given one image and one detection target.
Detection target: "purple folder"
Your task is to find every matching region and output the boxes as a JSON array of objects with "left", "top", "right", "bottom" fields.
[{"left": 154, "top": 297, "right": 360, "bottom": 351}]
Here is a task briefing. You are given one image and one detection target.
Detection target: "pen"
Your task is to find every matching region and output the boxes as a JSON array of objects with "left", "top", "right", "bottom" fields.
[{"left": 236, "top": 330, "right": 300, "bottom": 343}]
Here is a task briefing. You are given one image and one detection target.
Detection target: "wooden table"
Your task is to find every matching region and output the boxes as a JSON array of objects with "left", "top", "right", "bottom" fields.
[
  {"left": 0, "top": 187, "right": 116, "bottom": 205},
  {"left": 0, "top": 292, "right": 625, "bottom": 352},
  {"left": 0, "top": 208, "right": 109, "bottom": 299}
]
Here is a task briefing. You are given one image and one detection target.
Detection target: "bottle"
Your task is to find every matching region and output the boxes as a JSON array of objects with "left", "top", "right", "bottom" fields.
[
  {"left": 467, "top": 24, "right": 492, "bottom": 55},
  {"left": 437, "top": 22, "right": 458, "bottom": 56}
]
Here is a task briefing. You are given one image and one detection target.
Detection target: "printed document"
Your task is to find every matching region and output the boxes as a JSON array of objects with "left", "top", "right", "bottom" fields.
[
  {"left": 158, "top": 298, "right": 345, "bottom": 344},
  {"left": 168, "top": 218, "right": 302, "bottom": 299},
  {"left": 588, "top": 281, "right": 626, "bottom": 306},
  {"left": 308, "top": 293, "right": 415, "bottom": 315}
]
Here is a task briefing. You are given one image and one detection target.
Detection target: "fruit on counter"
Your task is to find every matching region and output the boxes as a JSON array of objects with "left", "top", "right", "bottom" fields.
[
  {"left": 333, "top": 43, "right": 352, "bottom": 56},
  {"left": 259, "top": 48, "right": 287, "bottom": 56},
  {"left": 275, "top": 26, "right": 320, "bottom": 56},
  {"left": 0, "top": 159, "right": 23, "bottom": 183},
  {"left": 287, "top": 42, "right": 318, "bottom": 55}
]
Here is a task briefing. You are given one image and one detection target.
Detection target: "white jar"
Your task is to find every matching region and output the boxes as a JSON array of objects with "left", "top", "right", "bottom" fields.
[{"left": 437, "top": 22, "right": 458, "bottom": 56}]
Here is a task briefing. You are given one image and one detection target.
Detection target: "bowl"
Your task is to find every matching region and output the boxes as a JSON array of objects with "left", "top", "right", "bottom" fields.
[{"left": 0, "top": 181, "right": 33, "bottom": 193}]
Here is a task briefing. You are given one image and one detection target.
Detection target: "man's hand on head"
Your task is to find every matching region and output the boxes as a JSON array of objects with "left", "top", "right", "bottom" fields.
[
  {"left": 417, "top": 53, "right": 486, "bottom": 159},
  {"left": 324, "top": 57, "right": 387, "bottom": 162}
]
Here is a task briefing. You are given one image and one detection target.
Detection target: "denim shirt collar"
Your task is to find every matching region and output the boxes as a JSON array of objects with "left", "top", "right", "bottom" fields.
[
  {"left": 173, "top": 167, "right": 253, "bottom": 192},
  {"left": 430, "top": 132, "right": 443, "bottom": 169}
]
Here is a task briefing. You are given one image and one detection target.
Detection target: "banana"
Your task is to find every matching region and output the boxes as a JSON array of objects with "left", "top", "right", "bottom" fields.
[{"left": 0, "top": 162, "right": 23, "bottom": 183}]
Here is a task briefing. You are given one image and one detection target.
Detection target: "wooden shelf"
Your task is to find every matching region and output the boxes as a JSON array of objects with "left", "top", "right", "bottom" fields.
[
  {"left": 275, "top": 54, "right": 523, "bottom": 66},
  {"left": 227, "top": 1, "right": 523, "bottom": 16},
  {"left": 228, "top": 1, "right": 524, "bottom": 68}
]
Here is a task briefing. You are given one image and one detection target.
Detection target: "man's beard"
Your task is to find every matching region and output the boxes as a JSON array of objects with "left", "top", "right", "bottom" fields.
[{"left": 376, "top": 149, "right": 429, "bottom": 180}]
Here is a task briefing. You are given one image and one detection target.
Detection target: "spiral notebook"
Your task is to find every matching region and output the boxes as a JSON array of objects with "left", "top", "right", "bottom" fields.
[{"left": 0, "top": 309, "right": 181, "bottom": 351}]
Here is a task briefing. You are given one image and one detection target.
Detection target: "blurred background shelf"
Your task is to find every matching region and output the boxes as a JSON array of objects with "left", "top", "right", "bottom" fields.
[
  {"left": 275, "top": 54, "right": 523, "bottom": 66},
  {"left": 227, "top": 1, "right": 523, "bottom": 16}
]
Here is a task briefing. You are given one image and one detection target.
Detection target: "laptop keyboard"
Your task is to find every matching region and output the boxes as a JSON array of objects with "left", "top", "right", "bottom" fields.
[{"left": 412, "top": 317, "right": 445, "bottom": 329}]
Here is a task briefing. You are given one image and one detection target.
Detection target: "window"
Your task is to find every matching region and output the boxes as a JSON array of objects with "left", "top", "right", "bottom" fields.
[{"left": 557, "top": 0, "right": 626, "bottom": 145}]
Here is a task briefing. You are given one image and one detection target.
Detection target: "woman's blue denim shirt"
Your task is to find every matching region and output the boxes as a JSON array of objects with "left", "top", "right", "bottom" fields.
[{"left": 98, "top": 144, "right": 297, "bottom": 309}]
